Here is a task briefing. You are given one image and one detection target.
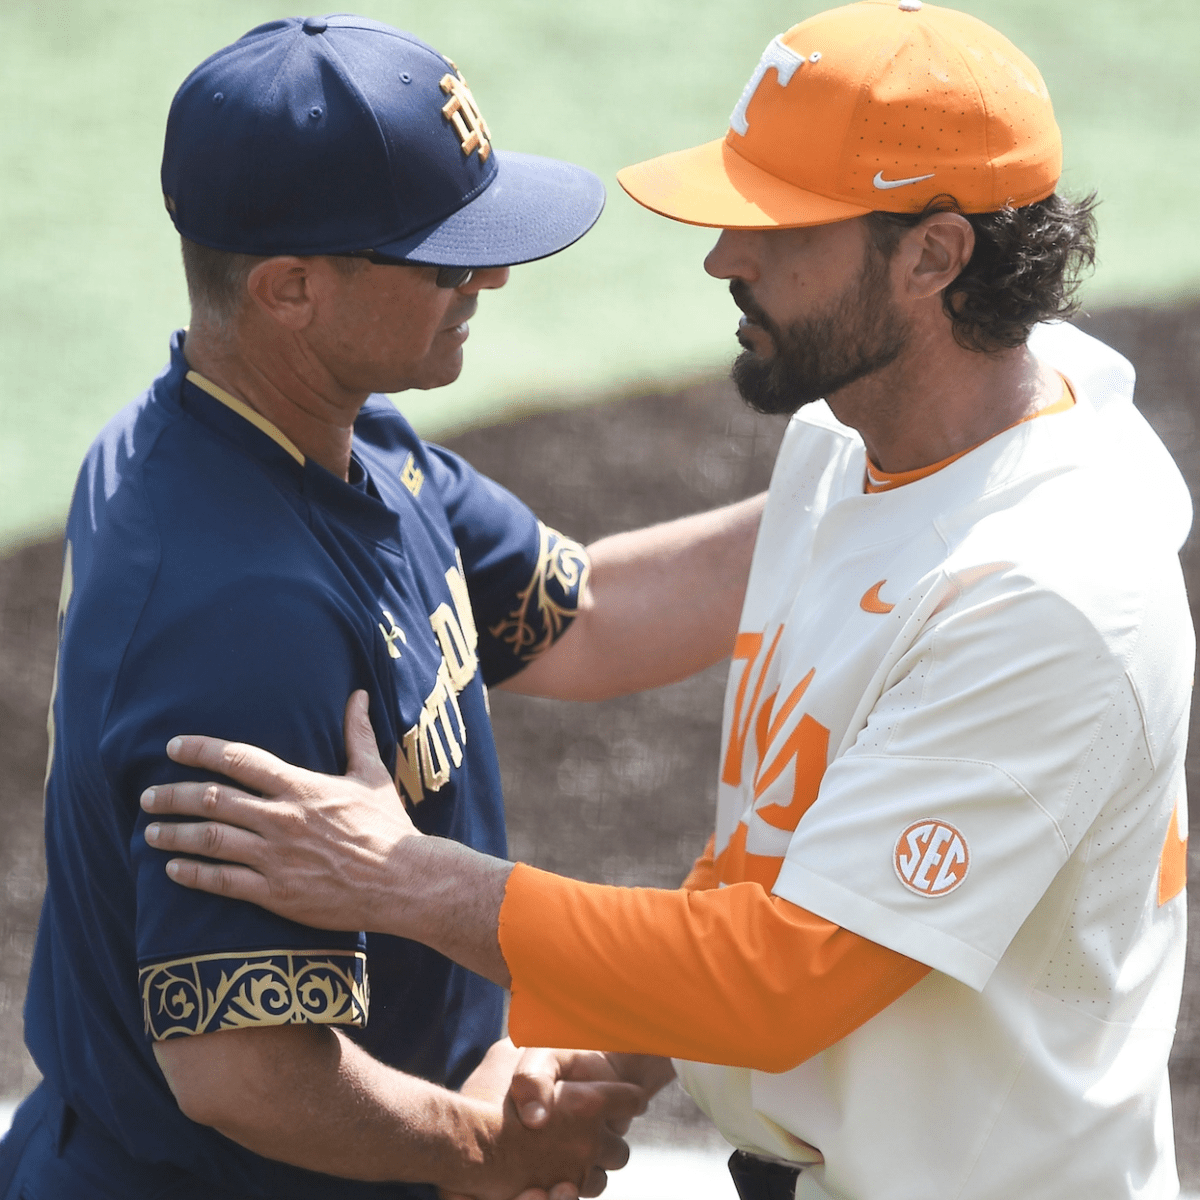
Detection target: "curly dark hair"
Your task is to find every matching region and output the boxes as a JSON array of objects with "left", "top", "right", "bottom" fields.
[{"left": 864, "top": 192, "right": 1098, "bottom": 353}]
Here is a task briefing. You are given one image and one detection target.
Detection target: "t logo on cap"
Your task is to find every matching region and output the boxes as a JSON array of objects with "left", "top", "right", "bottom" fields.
[
  {"left": 440, "top": 66, "right": 492, "bottom": 162},
  {"left": 617, "top": 2, "right": 1062, "bottom": 229},
  {"left": 729, "top": 35, "right": 805, "bottom": 136}
]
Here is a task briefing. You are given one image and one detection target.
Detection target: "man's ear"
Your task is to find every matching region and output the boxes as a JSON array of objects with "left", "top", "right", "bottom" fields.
[
  {"left": 897, "top": 212, "right": 975, "bottom": 301},
  {"left": 245, "top": 257, "right": 318, "bottom": 330}
]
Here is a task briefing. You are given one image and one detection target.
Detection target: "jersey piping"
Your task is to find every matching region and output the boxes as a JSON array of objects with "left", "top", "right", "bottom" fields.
[{"left": 186, "top": 369, "right": 306, "bottom": 465}]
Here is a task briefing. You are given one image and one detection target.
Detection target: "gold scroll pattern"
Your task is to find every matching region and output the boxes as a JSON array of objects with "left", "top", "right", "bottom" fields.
[
  {"left": 140, "top": 950, "right": 368, "bottom": 1041},
  {"left": 488, "top": 522, "right": 590, "bottom": 663}
]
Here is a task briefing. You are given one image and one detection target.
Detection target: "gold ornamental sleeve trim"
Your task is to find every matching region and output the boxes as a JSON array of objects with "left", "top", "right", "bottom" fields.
[
  {"left": 488, "top": 522, "right": 590, "bottom": 663},
  {"left": 139, "top": 949, "right": 368, "bottom": 1042}
]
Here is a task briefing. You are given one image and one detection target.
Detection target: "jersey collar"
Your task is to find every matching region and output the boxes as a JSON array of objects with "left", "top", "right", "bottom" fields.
[{"left": 185, "top": 370, "right": 306, "bottom": 466}]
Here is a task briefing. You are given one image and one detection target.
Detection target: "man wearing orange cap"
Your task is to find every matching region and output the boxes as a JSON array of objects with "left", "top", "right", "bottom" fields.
[{"left": 137, "top": 4, "right": 1193, "bottom": 1198}]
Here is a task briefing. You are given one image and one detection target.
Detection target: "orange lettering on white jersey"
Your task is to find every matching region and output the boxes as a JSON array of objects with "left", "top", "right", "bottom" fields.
[
  {"left": 755, "top": 669, "right": 815, "bottom": 775},
  {"left": 716, "top": 658, "right": 831, "bottom": 889},
  {"left": 722, "top": 628, "right": 781, "bottom": 786},
  {"left": 894, "top": 819, "right": 970, "bottom": 897},
  {"left": 755, "top": 713, "right": 829, "bottom": 831},
  {"left": 1158, "top": 798, "right": 1187, "bottom": 906}
]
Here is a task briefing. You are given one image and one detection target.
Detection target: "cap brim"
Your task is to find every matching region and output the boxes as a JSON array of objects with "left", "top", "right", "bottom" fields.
[
  {"left": 617, "top": 136, "right": 869, "bottom": 229},
  {"left": 374, "top": 150, "right": 605, "bottom": 268}
]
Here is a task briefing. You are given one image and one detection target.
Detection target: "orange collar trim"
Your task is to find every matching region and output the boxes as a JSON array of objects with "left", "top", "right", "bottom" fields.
[{"left": 864, "top": 376, "right": 1075, "bottom": 494}]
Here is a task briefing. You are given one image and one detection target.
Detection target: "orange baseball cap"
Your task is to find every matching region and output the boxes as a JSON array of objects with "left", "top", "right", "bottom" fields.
[{"left": 616, "top": 0, "right": 1061, "bottom": 228}]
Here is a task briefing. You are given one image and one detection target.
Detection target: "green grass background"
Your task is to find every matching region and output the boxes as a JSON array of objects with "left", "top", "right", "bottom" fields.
[{"left": 1, "top": 0, "right": 1197, "bottom": 549}]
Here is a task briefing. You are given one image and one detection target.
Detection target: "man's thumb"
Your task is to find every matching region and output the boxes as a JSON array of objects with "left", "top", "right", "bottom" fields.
[{"left": 509, "top": 1069, "right": 553, "bottom": 1130}]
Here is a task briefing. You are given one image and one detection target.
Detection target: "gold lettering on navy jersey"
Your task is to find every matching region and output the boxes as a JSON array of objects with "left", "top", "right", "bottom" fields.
[
  {"left": 430, "top": 602, "right": 477, "bottom": 691},
  {"left": 440, "top": 66, "right": 492, "bottom": 162},
  {"left": 396, "top": 661, "right": 466, "bottom": 802},
  {"left": 378, "top": 609, "right": 408, "bottom": 660},
  {"left": 445, "top": 553, "right": 480, "bottom": 648},
  {"left": 392, "top": 557, "right": 483, "bottom": 807},
  {"left": 400, "top": 454, "right": 424, "bottom": 498}
]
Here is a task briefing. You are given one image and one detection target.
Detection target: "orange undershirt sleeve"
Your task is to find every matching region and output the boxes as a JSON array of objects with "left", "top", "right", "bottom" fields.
[
  {"left": 680, "top": 834, "right": 719, "bottom": 892},
  {"left": 500, "top": 863, "right": 930, "bottom": 1073}
]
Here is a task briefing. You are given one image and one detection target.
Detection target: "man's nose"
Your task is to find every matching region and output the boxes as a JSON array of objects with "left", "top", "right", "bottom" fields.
[
  {"left": 704, "top": 230, "right": 758, "bottom": 282},
  {"left": 462, "top": 266, "right": 510, "bottom": 293}
]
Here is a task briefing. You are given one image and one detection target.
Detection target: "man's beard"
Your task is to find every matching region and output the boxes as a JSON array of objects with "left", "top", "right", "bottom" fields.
[{"left": 730, "top": 247, "right": 909, "bottom": 416}]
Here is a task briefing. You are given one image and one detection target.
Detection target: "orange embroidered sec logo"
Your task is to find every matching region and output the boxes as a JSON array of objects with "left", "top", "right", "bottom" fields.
[{"left": 894, "top": 819, "right": 969, "bottom": 897}]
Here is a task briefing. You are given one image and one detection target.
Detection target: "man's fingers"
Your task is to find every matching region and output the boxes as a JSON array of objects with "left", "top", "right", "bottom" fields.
[
  {"left": 578, "top": 1169, "right": 607, "bottom": 1200},
  {"left": 161, "top": 856, "right": 271, "bottom": 904},
  {"left": 342, "top": 690, "right": 393, "bottom": 788},
  {"left": 555, "top": 1080, "right": 644, "bottom": 1149},
  {"left": 571, "top": 1081, "right": 645, "bottom": 1125},
  {"left": 165, "top": 734, "right": 302, "bottom": 796},
  {"left": 144, "top": 813, "right": 267, "bottom": 867},
  {"left": 141, "top": 780, "right": 270, "bottom": 827}
]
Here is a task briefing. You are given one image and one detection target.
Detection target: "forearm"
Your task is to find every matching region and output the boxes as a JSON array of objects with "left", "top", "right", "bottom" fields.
[
  {"left": 155, "top": 1024, "right": 500, "bottom": 1189},
  {"left": 504, "top": 493, "right": 766, "bottom": 700},
  {"left": 371, "top": 843, "right": 924, "bottom": 1072},
  {"left": 499, "top": 865, "right": 930, "bottom": 1072}
]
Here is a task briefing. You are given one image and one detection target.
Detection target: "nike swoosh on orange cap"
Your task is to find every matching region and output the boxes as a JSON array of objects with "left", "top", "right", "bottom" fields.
[
  {"left": 872, "top": 170, "right": 936, "bottom": 190},
  {"left": 860, "top": 581, "right": 895, "bottom": 614}
]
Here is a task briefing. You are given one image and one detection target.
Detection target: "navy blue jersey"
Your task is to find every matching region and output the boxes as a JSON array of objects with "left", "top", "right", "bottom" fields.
[{"left": 19, "top": 332, "right": 588, "bottom": 1198}]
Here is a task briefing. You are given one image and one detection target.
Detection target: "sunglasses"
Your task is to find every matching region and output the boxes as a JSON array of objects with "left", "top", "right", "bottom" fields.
[{"left": 335, "top": 251, "right": 475, "bottom": 289}]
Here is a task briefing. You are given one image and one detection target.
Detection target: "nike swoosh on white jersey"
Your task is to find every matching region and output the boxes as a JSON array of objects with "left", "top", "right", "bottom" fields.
[{"left": 873, "top": 170, "right": 936, "bottom": 190}]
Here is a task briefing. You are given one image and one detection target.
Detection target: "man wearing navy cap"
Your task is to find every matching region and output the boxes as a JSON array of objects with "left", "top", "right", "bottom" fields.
[{"left": 0, "top": 14, "right": 764, "bottom": 1200}]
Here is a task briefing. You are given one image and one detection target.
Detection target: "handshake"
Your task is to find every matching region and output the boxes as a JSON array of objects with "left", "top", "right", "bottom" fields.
[{"left": 441, "top": 1040, "right": 675, "bottom": 1200}]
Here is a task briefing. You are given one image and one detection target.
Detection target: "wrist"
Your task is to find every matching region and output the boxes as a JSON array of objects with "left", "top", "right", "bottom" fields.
[
  {"left": 435, "top": 1094, "right": 505, "bottom": 1194},
  {"left": 384, "top": 836, "right": 515, "bottom": 986},
  {"left": 382, "top": 832, "right": 450, "bottom": 938},
  {"left": 607, "top": 1053, "right": 676, "bottom": 1096}
]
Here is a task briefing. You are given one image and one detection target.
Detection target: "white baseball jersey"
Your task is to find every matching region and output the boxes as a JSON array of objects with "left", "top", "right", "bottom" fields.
[{"left": 677, "top": 323, "right": 1193, "bottom": 1200}]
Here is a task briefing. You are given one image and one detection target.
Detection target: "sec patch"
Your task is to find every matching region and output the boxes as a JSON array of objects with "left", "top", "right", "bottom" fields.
[{"left": 894, "top": 819, "right": 969, "bottom": 897}]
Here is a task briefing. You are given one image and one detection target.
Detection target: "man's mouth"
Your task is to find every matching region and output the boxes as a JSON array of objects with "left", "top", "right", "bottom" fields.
[
  {"left": 736, "top": 311, "right": 775, "bottom": 356},
  {"left": 443, "top": 303, "right": 477, "bottom": 337},
  {"left": 730, "top": 282, "right": 774, "bottom": 352}
]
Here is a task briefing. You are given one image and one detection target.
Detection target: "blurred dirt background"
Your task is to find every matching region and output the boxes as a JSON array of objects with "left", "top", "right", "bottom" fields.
[{"left": 3, "top": 302, "right": 1200, "bottom": 1168}]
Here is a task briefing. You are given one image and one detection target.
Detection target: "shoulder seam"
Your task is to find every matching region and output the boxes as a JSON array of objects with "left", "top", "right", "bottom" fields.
[{"left": 845, "top": 752, "right": 1071, "bottom": 859}]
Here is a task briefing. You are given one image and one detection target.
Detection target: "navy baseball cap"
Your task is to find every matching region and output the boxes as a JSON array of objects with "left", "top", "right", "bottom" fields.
[{"left": 161, "top": 14, "right": 605, "bottom": 267}]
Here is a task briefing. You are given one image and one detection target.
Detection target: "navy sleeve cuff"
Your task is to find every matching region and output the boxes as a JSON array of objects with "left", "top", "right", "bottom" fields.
[{"left": 139, "top": 949, "right": 369, "bottom": 1041}]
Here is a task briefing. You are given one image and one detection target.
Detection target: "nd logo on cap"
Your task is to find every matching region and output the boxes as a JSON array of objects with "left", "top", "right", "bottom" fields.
[{"left": 894, "top": 819, "right": 969, "bottom": 896}]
